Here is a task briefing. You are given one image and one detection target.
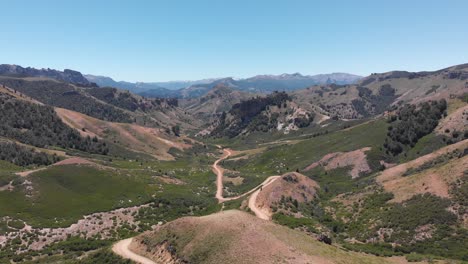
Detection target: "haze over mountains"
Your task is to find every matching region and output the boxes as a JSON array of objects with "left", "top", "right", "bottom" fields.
[{"left": 85, "top": 71, "right": 362, "bottom": 98}]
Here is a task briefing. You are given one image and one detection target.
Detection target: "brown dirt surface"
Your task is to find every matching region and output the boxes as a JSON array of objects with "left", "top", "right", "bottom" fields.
[
  {"left": 376, "top": 139, "right": 468, "bottom": 203},
  {"left": 253, "top": 172, "right": 319, "bottom": 220},
  {"left": 132, "top": 210, "right": 398, "bottom": 264},
  {"left": 155, "top": 176, "right": 185, "bottom": 185},
  {"left": 304, "top": 147, "right": 372, "bottom": 178},
  {"left": 53, "top": 157, "right": 97, "bottom": 166},
  {"left": 113, "top": 238, "right": 158, "bottom": 264}
]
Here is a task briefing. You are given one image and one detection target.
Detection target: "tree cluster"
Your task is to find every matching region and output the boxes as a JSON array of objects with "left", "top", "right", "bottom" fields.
[
  {"left": 0, "top": 141, "right": 60, "bottom": 166},
  {"left": 0, "top": 93, "right": 108, "bottom": 155},
  {"left": 384, "top": 99, "right": 447, "bottom": 155}
]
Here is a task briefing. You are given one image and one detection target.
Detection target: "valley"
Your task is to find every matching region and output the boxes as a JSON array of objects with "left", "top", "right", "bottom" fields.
[{"left": 0, "top": 63, "right": 466, "bottom": 264}]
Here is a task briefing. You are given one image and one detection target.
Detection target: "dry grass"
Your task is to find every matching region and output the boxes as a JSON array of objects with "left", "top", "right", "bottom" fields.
[
  {"left": 304, "top": 147, "right": 372, "bottom": 178},
  {"left": 377, "top": 139, "right": 468, "bottom": 203},
  {"left": 133, "top": 210, "right": 398, "bottom": 264},
  {"left": 435, "top": 104, "right": 467, "bottom": 136},
  {"left": 56, "top": 107, "right": 191, "bottom": 160},
  {"left": 255, "top": 172, "right": 319, "bottom": 218}
]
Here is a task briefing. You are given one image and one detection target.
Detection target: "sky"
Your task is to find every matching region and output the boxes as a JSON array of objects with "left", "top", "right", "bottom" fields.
[{"left": 1, "top": 0, "right": 468, "bottom": 82}]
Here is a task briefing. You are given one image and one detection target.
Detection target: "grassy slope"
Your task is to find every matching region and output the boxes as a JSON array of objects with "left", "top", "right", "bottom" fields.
[
  {"left": 0, "top": 142, "right": 221, "bottom": 229},
  {"left": 0, "top": 165, "right": 157, "bottom": 227},
  {"left": 222, "top": 119, "right": 388, "bottom": 194}
]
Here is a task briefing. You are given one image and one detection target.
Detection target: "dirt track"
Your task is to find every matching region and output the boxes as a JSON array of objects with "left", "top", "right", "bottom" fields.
[
  {"left": 113, "top": 147, "right": 281, "bottom": 263},
  {"left": 247, "top": 176, "right": 281, "bottom": 220},
  {"left": 112, "top": 238, "right": 156, "bottom": 264},
  {"left": 213, "top": 149, "right": 281, "bottom": 206}
]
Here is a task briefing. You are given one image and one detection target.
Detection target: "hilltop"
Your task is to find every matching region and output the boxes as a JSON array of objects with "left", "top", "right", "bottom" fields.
[{"left": 131, "top": 210, "right": 397, "bottom": 264}]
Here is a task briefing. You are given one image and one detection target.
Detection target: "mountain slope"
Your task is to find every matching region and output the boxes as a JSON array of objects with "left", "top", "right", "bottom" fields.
[
  {"left": 56, "top": 107, "right": 191, "bottom": 160},
  {"left": 210, "top": 91, "right": 316, "bottom": 137},
  {"left": 0, "top": 75, "right": 195, "bottom": 133},
  {"left": 179, "top": 85, "right": 254, "bottom": 123},
  {"left": 291, "top": 63, "right": 468, "bottom": 119}
]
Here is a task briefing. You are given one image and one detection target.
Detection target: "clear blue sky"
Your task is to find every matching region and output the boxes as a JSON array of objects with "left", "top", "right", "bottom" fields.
[{"left": 1, "top": 0, "right": 467, "bottom": 82}]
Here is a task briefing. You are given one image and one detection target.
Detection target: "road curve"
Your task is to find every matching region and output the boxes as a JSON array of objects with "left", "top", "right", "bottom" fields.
[
  {"left": 213, "top": 149, "right": 232, "bottom": 202},
  {"left": 112, "top": 238, "right": 156, "bottom": 264},
  {"left": 247, "top": 176, "right": 280, "bottom": 220},
  {"left": 112, "top": 148, "right": 281, "bottom": 263},
  {"left": 213, "top": 148, "right": 281, "bottom": 218}
]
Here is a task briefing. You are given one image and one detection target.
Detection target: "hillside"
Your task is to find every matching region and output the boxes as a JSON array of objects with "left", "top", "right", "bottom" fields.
[
  {"left": 56, "top": 107, "right": 191, "bottom": 160},
  {"left": 179, "top": 85, "right": 254, "bottom": 126},
  {"left": 210, "top": 91, "right": 316, "bottom": 137},
  {"left": 131, "top": 210, "right": 396, "bottom": 264},
  {"left": 187, "top": 64, "right": 467, "bottom": 137},
  {"left": 0, "top": 90, "right": 108, "bottom": 155},
  {"left": 0, "top": 75, "right": 195, "bottom": 133},
  {"left": 292, "top": 63, "right": 468, "bottom": 119}
]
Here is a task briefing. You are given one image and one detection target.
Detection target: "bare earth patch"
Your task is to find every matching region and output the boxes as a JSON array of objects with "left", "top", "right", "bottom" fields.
[
  {"left": 304, "top": 147, "right": 372, "bottom": 178},
  {"left": 155, "top": 176, "right": 185, "bottom": 185},
  {"left": 223, "top": 176, "right": 244, "bottom": 186},
  {"left": 55, "top": 107, "right": 191, "bottom": 160},
  {"left": 376, "top": 139, "right": 468, "bottom": 203},
  {"left": 15, "top": 157, "right": 100, "bottom": 177}
]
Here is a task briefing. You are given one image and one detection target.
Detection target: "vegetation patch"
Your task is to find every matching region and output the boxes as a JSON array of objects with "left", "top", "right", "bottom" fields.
[{"left": 384, "top": 100, "right": 447, "bottom": 156}]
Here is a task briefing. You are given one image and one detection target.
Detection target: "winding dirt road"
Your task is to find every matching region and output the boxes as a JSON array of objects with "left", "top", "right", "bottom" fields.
[
  {"left": 112, "top": 238, "right": 156, "bottom": 264},
  {"left": 214, "top": 149, "right": 233, "bottom": 202},
  {"left": 213, "top": 149, "right": 280, "bottom": 205},
  {"left": 113, "top": 147, "right": 280, "bottom": 263}
]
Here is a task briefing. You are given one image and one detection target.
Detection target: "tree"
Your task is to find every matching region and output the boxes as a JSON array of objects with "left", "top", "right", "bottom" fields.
[{"left": 171, "top": 125, "right": 180, "bottom": 137}]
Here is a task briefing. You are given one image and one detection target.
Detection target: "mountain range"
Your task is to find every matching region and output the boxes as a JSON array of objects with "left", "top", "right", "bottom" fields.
[
  {"left": 85, "top": 72, "right": 362, "bottom": 98},
  {"left": 0, "top": 64, "right": 96, "bottom": 87}
]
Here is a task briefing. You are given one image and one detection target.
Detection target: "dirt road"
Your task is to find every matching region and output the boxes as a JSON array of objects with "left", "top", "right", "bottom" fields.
[
  {"left": 213, "top": 149, "right": 280, "bottom": 204},
  {"left": 213, "top": 148, "right": 280, "bottom": 220},
  {"left": 113, "top": 147, "right": 281, "bottom": 263},
  {"left": 247, "top": 176, "right": 280, "bottom": 220},
  {"left": 213, "top": 149, "right": 233, "bottom": 202},
  {"left": 112, "top": 238, "right": 156, "bottom": 264}
]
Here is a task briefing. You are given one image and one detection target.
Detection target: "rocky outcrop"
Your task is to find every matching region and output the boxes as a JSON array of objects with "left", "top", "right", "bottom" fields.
[{"left": 0, "top": 64, "right": 96, "bottom": 87}]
